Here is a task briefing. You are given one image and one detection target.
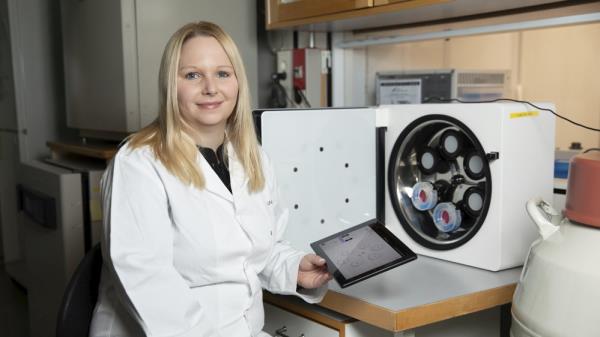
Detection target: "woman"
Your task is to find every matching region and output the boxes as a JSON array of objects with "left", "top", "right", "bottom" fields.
[{"left": 89, "top": 22, "right": 331, "bottom": 337}]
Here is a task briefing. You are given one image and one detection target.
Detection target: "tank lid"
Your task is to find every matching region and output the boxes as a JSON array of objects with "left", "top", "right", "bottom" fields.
[{"left": 564, "top": 151, "right": 600, "bottom": 227}]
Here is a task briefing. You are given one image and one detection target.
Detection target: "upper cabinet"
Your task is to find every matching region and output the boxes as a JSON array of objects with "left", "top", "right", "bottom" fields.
[
  {"left": 374, "top": 0, "right": 413, "bottom": 5},
  {"left": 267, "top": 0, "right": 373, "bottom": 24},
  {"left": 265, "top": 0, "right": 570, "bottom": 31}
]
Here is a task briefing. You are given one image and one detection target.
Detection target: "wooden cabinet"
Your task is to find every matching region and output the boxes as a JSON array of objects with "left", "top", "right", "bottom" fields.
[
  {"left": 373, "top": 0, "right": 411, "bottom": 5},
  {"left": 265, "top": 0, "right": 447, "bottom": 30},
  {"left": 267, "top": 0, "right": 372, "bottom": 25},
  {"left": 265, "top": 0, "right": 570, "bottom": 31}
]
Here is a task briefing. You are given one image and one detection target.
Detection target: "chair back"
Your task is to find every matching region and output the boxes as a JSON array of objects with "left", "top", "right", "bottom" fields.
[{"left": 56, "top": 243, "right": 103, "bottom": 337}]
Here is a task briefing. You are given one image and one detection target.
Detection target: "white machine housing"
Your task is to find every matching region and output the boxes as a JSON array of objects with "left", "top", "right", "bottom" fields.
[
  {"left": 383, "top": 103, "right": 555, "bottom": 271},
  {"left": 259, "top": 108, "right": 377, "bottom": 253}
]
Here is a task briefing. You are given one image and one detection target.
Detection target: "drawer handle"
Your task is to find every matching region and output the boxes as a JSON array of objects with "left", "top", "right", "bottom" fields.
[
  {"left": 275, "top": 326, "right": 290, "bottom": 337},
  {"left": 274, "top": 326, "right": 305, "bottom": 337}
]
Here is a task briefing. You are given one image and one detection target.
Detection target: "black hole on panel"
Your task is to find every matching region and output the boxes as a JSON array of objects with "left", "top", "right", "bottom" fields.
[
  {"left": 344, "top": 163, "right": 349, "bottom": 168},
  {"left": 319, "top": 147, "right": 324, "bottom": 152},
  {"left": 345, "top": 198, "right": 349, "bottom": 203},
  {"left": 293, "top": 167, "right": 298, "bottom": 172},
  {"left": 320, "top": 219, "right": 325, "bottom": 224},
  {"left": 294, "top": 204, "right": 299, "bottom": 209}
]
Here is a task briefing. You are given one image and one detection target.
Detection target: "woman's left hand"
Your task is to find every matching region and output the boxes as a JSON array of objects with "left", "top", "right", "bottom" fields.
[{"left": 297, "top": 254, "right": 332, "bottom": 289}]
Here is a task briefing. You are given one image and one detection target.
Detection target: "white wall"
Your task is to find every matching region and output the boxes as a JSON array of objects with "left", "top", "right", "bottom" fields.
[{"left": 520, "top": 23, "right": 600, "bottom": 150}]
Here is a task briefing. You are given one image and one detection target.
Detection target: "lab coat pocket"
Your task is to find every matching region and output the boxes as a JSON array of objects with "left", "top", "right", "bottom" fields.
[
  {"left": 245, "top": 290, "right": 264, "bottom": 336},
  {"left": 243, "top": 267, "right": 265, "bottom": 336}
]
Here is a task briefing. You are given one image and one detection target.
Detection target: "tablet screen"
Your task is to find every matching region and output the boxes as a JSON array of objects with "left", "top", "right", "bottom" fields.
[{"left": 311, "top": 219, "right": 417, "bottom": 288}]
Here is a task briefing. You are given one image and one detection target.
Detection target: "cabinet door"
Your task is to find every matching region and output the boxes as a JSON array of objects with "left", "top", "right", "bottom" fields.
[
  {"left": 268, "top": 0, "right": 372, "bottom": 24},
  {"left": 373, "top": 0, "right": 411, "bottom": 5},
  {"left": 264, "top": 303, "right": 340, "bottom": 337}
]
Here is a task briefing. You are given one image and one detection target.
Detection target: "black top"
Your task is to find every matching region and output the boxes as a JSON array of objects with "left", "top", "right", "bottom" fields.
[{"left": 197, "top": 143, "right": 231, "bottom": 192}]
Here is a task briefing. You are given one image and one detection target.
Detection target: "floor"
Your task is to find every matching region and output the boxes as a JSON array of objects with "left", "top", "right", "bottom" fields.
[{"left": 0, "top": 263, "right": 29, "bottom": 337}]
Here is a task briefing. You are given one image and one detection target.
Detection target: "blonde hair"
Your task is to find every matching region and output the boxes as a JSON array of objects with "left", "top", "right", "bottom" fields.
[{"left": 127, "top": 22, "right": 264, "bottom": 192}]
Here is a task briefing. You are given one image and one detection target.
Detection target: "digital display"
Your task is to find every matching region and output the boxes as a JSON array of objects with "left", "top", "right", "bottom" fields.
[
  {"left": 318, "top": 226, "right": 403, "bottom": 279},
  {"left": 311, "top": 219, "right": 417, "bottom": 288}
]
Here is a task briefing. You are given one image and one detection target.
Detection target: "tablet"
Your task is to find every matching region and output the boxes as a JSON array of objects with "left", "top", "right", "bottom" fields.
[{"left": 311, "top": 219, "right": 417, "bottom": 288}]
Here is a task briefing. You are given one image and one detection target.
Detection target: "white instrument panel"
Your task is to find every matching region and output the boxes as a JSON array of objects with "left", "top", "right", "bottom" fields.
[{"left": 260, "top": 108, "right": 377, "bottom": 253}]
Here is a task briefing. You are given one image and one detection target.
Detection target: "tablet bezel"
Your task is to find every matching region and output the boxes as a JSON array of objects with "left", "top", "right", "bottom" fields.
[{"left": 310, "top": 218, "right": 417, "bottom": 288}]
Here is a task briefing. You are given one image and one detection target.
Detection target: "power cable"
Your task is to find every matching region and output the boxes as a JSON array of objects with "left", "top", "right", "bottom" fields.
[
  {"left": 424, "top": 97, "right": 600, "bottom": 132},
  {"left": 295, "top": 88, "right": 312, "bottom": 108}
]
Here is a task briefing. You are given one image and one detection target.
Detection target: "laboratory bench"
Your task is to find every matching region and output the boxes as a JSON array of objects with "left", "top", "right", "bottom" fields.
[{"left": 264, "top": 255, "right": 521, "bottom": 337}]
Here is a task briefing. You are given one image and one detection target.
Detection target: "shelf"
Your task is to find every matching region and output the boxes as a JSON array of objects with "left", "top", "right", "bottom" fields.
[{"left": 46, "top": 141, "right": 119, "bottom": 162}]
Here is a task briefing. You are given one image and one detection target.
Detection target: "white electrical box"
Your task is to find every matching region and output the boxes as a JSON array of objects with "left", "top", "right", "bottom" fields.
[{"left": 276, "top": 48, "right": 330, "bottom": 108}]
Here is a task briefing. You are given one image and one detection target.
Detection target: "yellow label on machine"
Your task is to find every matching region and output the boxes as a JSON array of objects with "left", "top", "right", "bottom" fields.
[{"left": 510, "top": 111, "right": 539, "bottom": 119}]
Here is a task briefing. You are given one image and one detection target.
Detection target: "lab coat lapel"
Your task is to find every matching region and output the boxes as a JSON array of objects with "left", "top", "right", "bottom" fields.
[
  {"left": 227, "top": 143, "right": 271, "bottom": 260},
  {"left": 227, "top": 143, "right": 248, "bottom": 198},
  {"left": 198, "top": 152, "right": 234, "bottom": 202}
]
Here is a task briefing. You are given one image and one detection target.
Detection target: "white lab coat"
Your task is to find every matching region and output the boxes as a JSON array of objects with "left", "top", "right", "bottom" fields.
[{"left": 89, "top": 143, "right": 326, "bottom": 337}]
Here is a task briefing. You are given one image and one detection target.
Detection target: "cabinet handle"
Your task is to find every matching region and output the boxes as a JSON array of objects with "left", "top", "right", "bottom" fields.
[{"left": 275, "top": 326, "right": 290, "bottom": 337}]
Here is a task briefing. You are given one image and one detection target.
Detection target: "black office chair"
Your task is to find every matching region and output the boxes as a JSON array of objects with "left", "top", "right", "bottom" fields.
[{"left": 56, "top": 243, "right": 103, "bottom": 337}]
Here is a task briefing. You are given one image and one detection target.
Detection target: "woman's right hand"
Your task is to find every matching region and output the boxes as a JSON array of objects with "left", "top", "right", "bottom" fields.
[{"left": 297, "top": 254, "right": 332, "bottom": 289}]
